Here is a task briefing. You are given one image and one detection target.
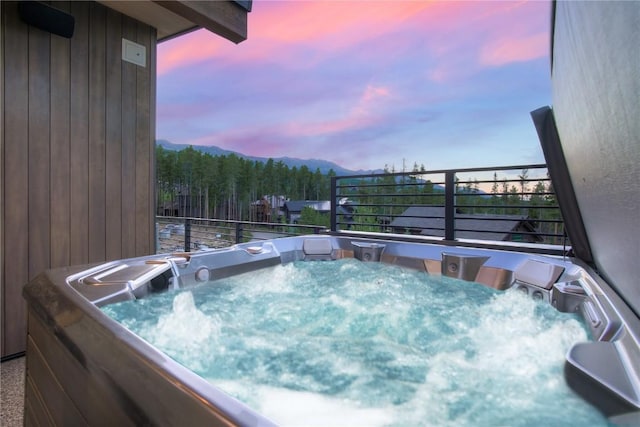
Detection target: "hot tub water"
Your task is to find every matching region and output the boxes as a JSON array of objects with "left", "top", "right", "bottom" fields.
[{"left": 102, "top": 259, "right": 611, "bottom": 426}]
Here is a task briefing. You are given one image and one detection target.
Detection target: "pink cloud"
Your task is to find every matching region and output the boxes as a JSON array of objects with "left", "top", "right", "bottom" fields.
[
  {"left": 158, "top": 31, "right": 227, "bottom": 75},
  {"left": 252, "top": 2, "right": 433, "bottom": 44},
  {"left": 179, "top": 82, "right": 396, "bottom": 159},
  {"left": 361, "top": 85, "right": 391, "bottom": 104},
  {"left": 421, "top": 1, "right": 550, "bottom": 82},
  {"left": 158, "top": 1, "right": 443, "bottom": 75},
  {"left": 284, "top": 114, "right": 374, "bottom": 138},
  {"left": 186, "top": 121, "right": 295, "bottom": 155},
  {"left": 157, "top": 101, "right": 212, "bottom": 122},
  {"left": 479, "top": 32, "right": 548, "bottom": 66},
  {"left": 474, "top": 1, "right": 550, "bottom": 66},
  {"left": 283, "top": 83, "right": 392, "bottom": 137},
  {"left": 158, "top": 1, "right": 548, "bottom": 78}
]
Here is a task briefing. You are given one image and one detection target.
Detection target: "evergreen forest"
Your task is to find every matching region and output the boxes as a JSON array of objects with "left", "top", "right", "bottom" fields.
[
  {"left": 156, "top": 146, "right": 563, "bottom": 242},
  {"left": 156, "top": 145, "right": 335, "bottom": 220}
]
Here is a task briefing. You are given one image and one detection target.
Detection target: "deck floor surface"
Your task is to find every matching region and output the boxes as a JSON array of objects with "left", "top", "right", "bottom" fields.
[{"left": 1, "top": 357, "right": 25, "bottom": 427}]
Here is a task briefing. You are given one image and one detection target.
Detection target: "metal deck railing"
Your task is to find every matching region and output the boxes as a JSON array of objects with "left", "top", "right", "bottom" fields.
[
  {"left": 156, "top": 164, "right": 568, "bottom": 256},
  {"left": 330, "top": 164, "right": 567, "bottom": 250},
  {"left": 156, "top": 216, "right": 327, "bottom": 253}
]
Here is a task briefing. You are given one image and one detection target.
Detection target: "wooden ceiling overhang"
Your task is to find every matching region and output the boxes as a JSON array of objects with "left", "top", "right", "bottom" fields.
[{"left": 97, "top": 0, "right": 251, "bottom": 43}]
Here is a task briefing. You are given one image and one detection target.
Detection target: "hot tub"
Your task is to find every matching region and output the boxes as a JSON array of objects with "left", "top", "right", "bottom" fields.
[{"left": 22, "top": 235, "right": 640, "bottom": 425}]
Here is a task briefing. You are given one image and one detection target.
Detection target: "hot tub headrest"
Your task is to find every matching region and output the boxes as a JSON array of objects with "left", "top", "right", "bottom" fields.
[
  {"left": 515, "top": 259, "right": 564, "bottom": 290},
  {"left": 302, "top": 238, "right": 335, "bottom": 260}
]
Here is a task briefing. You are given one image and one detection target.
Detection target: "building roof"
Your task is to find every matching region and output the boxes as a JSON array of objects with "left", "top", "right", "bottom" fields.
[
  {"left": 98, "top": 0, "right": 251, "bottom": 42},
  {"left": 390, "top": 206, "right": 541, "bottom": 241},
  {"left": 283, "top": 200, "right": 354, "bottom": 217},
  {"left": 284, "top": 201, "right": 332, "bottom": 213}
]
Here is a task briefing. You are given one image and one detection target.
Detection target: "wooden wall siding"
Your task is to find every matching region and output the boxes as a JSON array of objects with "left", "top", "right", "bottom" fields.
[
  {"left": 135, "top": 22, "right": 154, "bottom": 257},
  {"left": 1, "top": 1, "right": 157, "bottom": 357},
  {"left": 88, "top": 3, "right": 107, "bottom": 263},
  {"left": 105, "top": 7, "right": 123, "bottom": 261},
  {"left": 121, "top": 16, "right": 137, "bottom": 259},
  {"left": 69, "top": 1, "right": 90, "bottom": 267},
  {"left": 0, "top": 1, "right": 4, "bottom": 361},
  {"left": 50, "top": 1, "right": 72, "bottom": 270},
  {"left": 28, "top": 6, "right": 51, "bottom": 287},
  {"left": 2, "top": 1, "right": 30, "bottom": 358}
]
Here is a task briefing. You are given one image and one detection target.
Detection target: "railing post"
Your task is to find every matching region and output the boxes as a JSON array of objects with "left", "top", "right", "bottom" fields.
[
  {"left": 184, "top": 218, "right": 191, "bottom": 252},
  {"left": 155, "top": 221, "right": 159, "bottom": 253},
  {"left": 235, "top": 222, "right": 243, "bottom": 244},
  {"left": 445, "top": 171, "right": 455, "bottom": 241},
  {"left": 330, "top": 176, "right": 337, "bottom": 232}
]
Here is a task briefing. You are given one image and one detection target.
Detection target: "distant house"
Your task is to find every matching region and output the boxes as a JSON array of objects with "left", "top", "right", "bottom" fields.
[
  {"left": 158, "top": 195, "right": 206, "bottom": 218},
  {"left": 284, "top": 200, "right": 331, "bottom": 223},
  {"left": 284, "top": 199, "right": 355, "bottom": 226},
  {"left": 157, "top": 185, "right": 207, "bottom": 218},
  {"left": 390, "top": 206, "right": 542, "bottom": 242},
  {"left": 250, "top": 195, "right": 287, "bottom": 222}
]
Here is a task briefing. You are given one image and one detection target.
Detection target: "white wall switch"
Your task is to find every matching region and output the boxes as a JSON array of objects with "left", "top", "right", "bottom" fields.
[{"left": 122, "top": 38, "right": 146, "bottom": 67}]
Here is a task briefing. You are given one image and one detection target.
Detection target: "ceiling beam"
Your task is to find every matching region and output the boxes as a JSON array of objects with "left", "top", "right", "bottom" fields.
[{"left": 154, "top": 1, "right": 248, "bottom": 43}]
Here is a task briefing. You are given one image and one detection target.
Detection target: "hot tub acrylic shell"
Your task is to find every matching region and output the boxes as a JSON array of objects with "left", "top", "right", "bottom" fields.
[{"left": 23, "top": 235, "right": 640, "bottom": 426}]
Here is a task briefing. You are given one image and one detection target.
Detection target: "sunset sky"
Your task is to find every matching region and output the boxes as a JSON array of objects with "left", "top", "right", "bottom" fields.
[{"left": 157, "top": 0, "right": 552, "bottom": 172}]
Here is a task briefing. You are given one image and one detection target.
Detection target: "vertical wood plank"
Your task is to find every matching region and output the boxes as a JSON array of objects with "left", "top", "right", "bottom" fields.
[
  {"left": 105, "top": 8, "right": 123, "bottom": 261},
  {"left": 121, "top": 16, "right": 137, "bottom": 259},
  {"left": 69, "top": 1, "right": 89, "bottom": 266},
  {"left": 88, "top": 3, "right": 107, "bottom": 263},
  {"left": 50, "top": 1, "right": 71, "bottom": 269},
  {"left": 28, "top": 12, "right": 52, "bottom": 282},
  {"left": 135, "top": 23, "right": 152, "bottom": 256},
  {"left": 2, "top": 1, "right": 30, "bottom": 355},
  {"left": 0, "top": 0, "right": 4, "bottom": 357},
  {"left": 149, "top": 26, "right": 158, "bottom": 254}
]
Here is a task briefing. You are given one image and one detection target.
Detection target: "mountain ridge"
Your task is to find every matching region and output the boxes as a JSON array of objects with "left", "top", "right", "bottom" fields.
[{"left": 156, "top": 140, "right": 384, "bottom": 176}]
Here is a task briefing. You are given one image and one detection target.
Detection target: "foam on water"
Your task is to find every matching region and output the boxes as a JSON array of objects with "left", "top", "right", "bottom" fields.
[
  {"left": 102, "top": 259, "right": 612, "bottom": 426},
  {"left": 215, "top": 381, "right": 394, "bottom": 427}
]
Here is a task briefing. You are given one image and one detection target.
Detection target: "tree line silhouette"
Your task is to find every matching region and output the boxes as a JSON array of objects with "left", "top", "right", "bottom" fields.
[
  {"left": 156, "top": 146, "right": 562, "bottom": 241},
  {"left": 156, "top": 145, "right": 335, "bottom": 220}
]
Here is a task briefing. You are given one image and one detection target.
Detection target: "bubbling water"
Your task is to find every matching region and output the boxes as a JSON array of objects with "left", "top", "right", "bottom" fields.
[{"left": 102, "top": 259, "right": 611, "bottom": 426}]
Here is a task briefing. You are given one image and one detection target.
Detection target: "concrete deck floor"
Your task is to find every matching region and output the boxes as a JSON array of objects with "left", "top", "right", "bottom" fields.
[{"left": 1, "top": 357, "right": 25, "bottom": 427}]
